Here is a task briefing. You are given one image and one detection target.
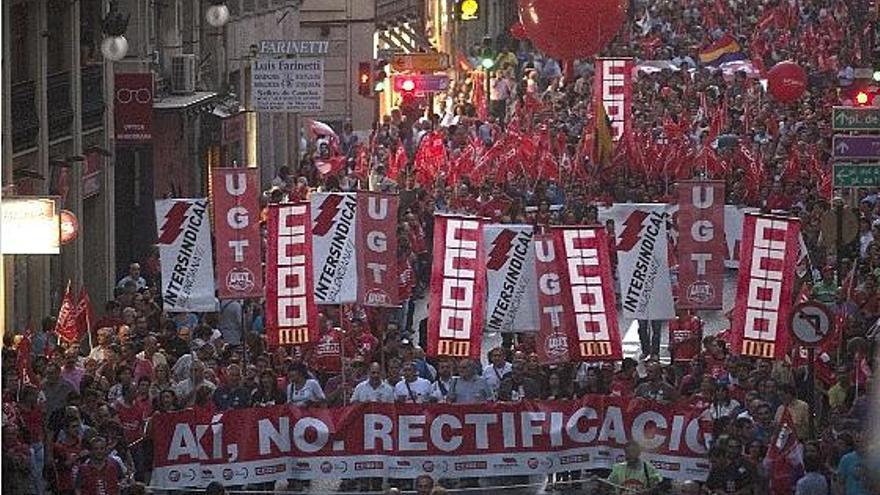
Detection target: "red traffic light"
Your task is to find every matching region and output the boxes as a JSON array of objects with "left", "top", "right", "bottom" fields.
[
  {"left": 401, "top": 79, "right": 415, "bottom": 92},
  {"left": 357, "top": 62, "right": 372, "bottom": 97}
]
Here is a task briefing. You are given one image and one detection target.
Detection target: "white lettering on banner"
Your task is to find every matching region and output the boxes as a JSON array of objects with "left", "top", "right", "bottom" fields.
[
  {"left": 744, "top": 218, "right": 786, "bottom": 345},
  {"left": 690, "top": 185, "right": 716, "bottom": 276},
  {"left": 536, "top": 238, "right": 565, "bottom": 328},
  {"left": 439, "top": 220, "right": 479, "bottom": 340},
  {"left": 276, "top": 206, "right": 309, "bottom": 331},
  {"left": 562, "top": 230, "right": 610, "bottom": 342},
  {"left": 224, "top": 175, "right": 251, "bottom": 263},
  {"left": 365, "top": 196, "right": 389, "bottom": 284},
  {"left": 602, "top": 60, "right": 626, "bottom": 139}
]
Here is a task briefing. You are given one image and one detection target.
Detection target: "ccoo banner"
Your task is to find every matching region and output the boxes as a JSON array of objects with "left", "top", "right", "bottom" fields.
[
  {"left": 428, "top": 214, "right": 486, "bottom": 359},
  {"left": 310, "top": 193, "right": 358, "bottom": 304},
  {"left": 483, "top": 224, "right": 538, "bottom": 333},
  {"left": 553, "top": 226, "right": 622, "bottom": 361},
  {"left": 211, "top": 168, "right": 263, "bottom": 299},
  {"left": 155, "top": 199, "right": 216, "bottom": 312},
  {"left": 356, "top": 192, "right": 399, "bottom": 307},
  {"left": 676, "top": 181, "right": 725, "bottom": 309},
  {"left": 266, "top": 203, "right": 320, "bottom": 348},
  {"left": 729, "top": 214, "right": 800, "bottom": 360},
  {"left": 593, "top": 58, "right": 634, "bottom": 142}
]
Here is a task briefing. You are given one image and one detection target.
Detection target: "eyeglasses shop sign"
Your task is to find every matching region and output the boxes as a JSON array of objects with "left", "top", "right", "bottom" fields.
[
  {"left": 1, "top": 197, "right": 60, "bottom": 254},
  {"left": 253, "top": 40, "right": 327, "bottom": 113}
]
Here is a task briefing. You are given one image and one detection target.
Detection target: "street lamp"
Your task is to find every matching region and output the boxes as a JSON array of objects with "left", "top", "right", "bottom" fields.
[
  {"left": 206, "top": 1, "right": 231, "bottom": 28},
  {"left": 100, "top": 1, "right": 130, "bottom": 61}
]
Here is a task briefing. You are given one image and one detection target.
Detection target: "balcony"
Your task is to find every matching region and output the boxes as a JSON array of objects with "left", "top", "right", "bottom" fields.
[
  {"left": 11, "top": 81, "right": 39, "bottom": 152},
  {"left": 47, "top": 71, "right": 73, "bottom": 141},
  {"left": 81, "top": 64, "right": 105, "bottom": 131}
]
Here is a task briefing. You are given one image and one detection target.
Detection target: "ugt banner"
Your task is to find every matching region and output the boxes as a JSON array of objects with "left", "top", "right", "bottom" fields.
[
  {"left": 483, "top": 224, "right": 538, "bottom": 333},
  {"left": 266, "top": 203, "right": 319, "bottom": 348},
  {"left": 553, "top": 226, "right": 623, "bottom": 361},
  {"left": 599, "top": 204, "right": 675, "bottom": 320},
  {"left": 211, "top": 168, "right": 263, "bottom": 299},
  {"left": 149, "top": 397, "right": 710, "bottom": 489},
  {"left": 356, "top": 192, "right": 399, "bottom": 307},
  {"left": 428, "top": 214, "right": 486, "bottom": 359},
  {"left": 155, "top": 199, "right": 217, "bottom": 312},
  {"left": 676, "top": 181, "right": 725, "bottom": 309},
  {"left": 593, "top": 58, "right": 634, "bottom": 141},
  {"left": 311, "top": 192, "right": 358, "bottom": 304},
  {"left": 730, "top": 214, "right": 801, "bottom": 360},
  {"left": 533, "top": 233, "right": 571, "bottom": 365}
]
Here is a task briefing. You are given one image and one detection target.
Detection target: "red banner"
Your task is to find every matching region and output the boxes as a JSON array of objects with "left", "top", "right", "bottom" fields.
[
  {"left": 356, "top": 192, "right": 399, "bottom": 307},
  {"left": 593, "top": 58, "right": 634, "bottom": 142},
  {"left": 54, "top": 283, "right": 79, "bottom": 343},
  {"left": 266, "top": 203, "right": 319, "bottom": 348},
  {"left": 534, "top": 233, "right": 571, "bottom": 365},
  {"left": 676, "top": 181, "right": 725, "bottom": 309},
  {"left": 553, "top": 226, "right": 622, "bottom": 361},
  {"left": 427, "top": 215, "right": 485, "bottom": 359},
  {"left": 730, "top": 214, "right": 800, "bottom": 360},
  {"left": 211, "top": 168, "right": 264, "bottom": 299},
  {"left": 114, "top": 73, "right": 153, "bottom": 143},
  {"left": 149, "top": 397, "right": 710, "bottom": 488}
]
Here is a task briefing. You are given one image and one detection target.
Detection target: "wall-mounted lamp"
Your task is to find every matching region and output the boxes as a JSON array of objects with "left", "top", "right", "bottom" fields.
[
  {"left": 101, "top": 0, "right": 130, "bottom": 61},
  {"left": 206, "top": 1, "right": 230, "bottom": 28}
]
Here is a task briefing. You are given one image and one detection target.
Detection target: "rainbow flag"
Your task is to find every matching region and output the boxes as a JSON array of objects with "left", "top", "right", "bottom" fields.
[{"left": 699, "top": 34, "right": 746, "bottom": 65}]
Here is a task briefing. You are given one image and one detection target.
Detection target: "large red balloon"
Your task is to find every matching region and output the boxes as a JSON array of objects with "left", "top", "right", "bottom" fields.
[
  {"left": 518, "top": 0, "right": 627, "bottom": 60},
  {"left": 509, "top": 22, "right": 528, "bottom": 40},
  {"left": 767, "top": 61, "right": 807, "bottom": 103}
]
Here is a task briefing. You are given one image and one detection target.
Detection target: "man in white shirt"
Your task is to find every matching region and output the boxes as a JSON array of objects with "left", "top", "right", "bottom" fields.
[
  {"left": 351, "top": 362, "right": 395, "bottom": 403},
  {"left": 173, "top": 360, "right": 216, "bottom": 406},
  {"left": 482, "top": 347, "right": 512, "bottom": 396},
  {"left": 394, "top": 361, "right": 433, "bottom": 403},
  {"left": 448, "top": 359, "right": 493, "bottom": 404}
]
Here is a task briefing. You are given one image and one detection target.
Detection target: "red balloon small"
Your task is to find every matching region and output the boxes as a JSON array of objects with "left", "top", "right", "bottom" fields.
[
  {"left": 509, "top": 22, "right": 528, "bottom": 40},
  {"left": 767, "top": 61, "right": 807, "bottom": 103},
  {"left": 518, "top": 0, "right": 627, "bottom": 60}
]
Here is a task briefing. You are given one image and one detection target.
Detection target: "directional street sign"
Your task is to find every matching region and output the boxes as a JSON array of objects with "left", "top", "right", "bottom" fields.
[
  {"left": 832, "top": 106, "right": 880, "bottom": 131},
  {"left": 833, "top": 162, "right": 880, "bottom": 187},
  {"left": 393, "top": 74, "right": 450, "bottom": 92},
  {"left": 390, "top": 53, "right": 449, "bottom": 72},
  {"left": 832, "top": 135, "right": 880, "bottom": 160},
  {"left": 789, "top": 302, "right": 832, "bottom": 346}
]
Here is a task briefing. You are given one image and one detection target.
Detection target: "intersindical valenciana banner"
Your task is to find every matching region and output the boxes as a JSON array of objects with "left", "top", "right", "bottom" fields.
[{"left": 150, "top": 397, "right": 711, "bottom": 488}]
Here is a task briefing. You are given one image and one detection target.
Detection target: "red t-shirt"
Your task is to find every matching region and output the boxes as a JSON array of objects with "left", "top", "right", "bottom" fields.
[
  {"left": 77, "top": 459, "right": 123, "bottom": 495},
  {"left": 54, "top": 437, "right": 83, "bottom": 492},
  {"left": 18, "top": 404, "right": 45, "bottom": 443},
  {"left": 113, "top": 400, "right": 145, "bottom": 444},
  {"left": 610, "top": 375, "right": 635, "bottom": 397},
  {"left": 311, "top": 328, "right": 348, "bottom": 373},
  {"left": 669, "top": 316, "right": 703, "bottom": 363},
  {"left": 349, "top": 331, "right": 380, "bottom": 362}
]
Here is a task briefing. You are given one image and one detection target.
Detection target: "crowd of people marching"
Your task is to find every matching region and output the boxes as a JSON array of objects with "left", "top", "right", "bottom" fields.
[{"left": 3, "top": 0, "right": 880, "bottom": 494}]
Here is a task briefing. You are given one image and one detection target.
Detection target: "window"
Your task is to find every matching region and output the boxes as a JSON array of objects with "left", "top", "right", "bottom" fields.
[
  {"left": 9, "top": 3, "right": 32, "bottom": 84},
  {"left": 46, "top": 0, "right": 70, "bottom": 73}
]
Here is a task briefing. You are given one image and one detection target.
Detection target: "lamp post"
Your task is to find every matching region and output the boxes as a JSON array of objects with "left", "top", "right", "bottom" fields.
[{"left": 100, "top": 0, "right": 130, "bottom": 62}]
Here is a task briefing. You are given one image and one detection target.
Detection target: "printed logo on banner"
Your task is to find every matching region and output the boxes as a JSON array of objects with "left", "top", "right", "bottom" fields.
[
  {"left": 155, "top": 199, "right": 217, "bottom": 313},
  {"left": 311, "top": 193, "right": 358, "bottom": 304},
  {"left": 356, "top": 192, "right": 399, "bottom": 307},
  {"left": 594, "top": 58, "right": 634, "bottom": 141},
  {"left": 677, "top": 181, "right": 725, "bottom": 309}
]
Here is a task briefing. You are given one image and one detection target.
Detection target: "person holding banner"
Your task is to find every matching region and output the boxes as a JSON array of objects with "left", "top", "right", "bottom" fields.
[{"left": 604, "top": 441, "right": 665, "bottom": 494}]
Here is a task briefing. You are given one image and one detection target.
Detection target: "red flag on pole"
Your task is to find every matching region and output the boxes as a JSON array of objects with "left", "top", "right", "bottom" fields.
[
  {"left": 75, "top": 286, "right": 95, "bottom": 339},
  {"left": 55, "top": 282, "right": 80, "bottom": 343}
]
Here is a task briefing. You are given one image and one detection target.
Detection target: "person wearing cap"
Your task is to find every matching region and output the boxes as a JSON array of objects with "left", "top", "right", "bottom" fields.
[{"left": 605, "top": 441, "right": 664, "bottom": 494}]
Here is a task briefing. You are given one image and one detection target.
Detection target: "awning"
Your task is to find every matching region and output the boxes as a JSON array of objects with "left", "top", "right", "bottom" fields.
[{"left": 153, "top": 91, "right": 218, "bottom": 110}]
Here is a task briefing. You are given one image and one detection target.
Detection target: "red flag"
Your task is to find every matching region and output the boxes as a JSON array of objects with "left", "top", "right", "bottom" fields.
[
  {"left": 414, "top": 131, "right": 447, "bottom": 185},
  {"left": 388, "top": 142, "right": 408, "bottom": 181},
  {"left": 354, "top": 145, "right": 369, "bottom": 179},
  {"left": 427, "top": 214, "right": 485, "bottom": 359},
  {"left": 75, "top": 286, "right": 95, "bottom": 337},
  {"left": 15, "top": 329, "right": 33, "bottom": 386},
  {"left": 55, "top": 282, "right": 80, "bottom": 343},
  {"left": 316, "top": 155, "right": 347, "bottom": 177}
]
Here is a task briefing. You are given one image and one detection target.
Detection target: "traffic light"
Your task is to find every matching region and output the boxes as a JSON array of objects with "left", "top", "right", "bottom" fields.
[
  {"left": 479, "top": 35, "right": 495, "bottom": 70},
  {"left": 843, "top": 83, "right": 878, "bottom": 106},
  {"left": 457, "top": 0, "right": 480, "bottom": 21},
  {"left": 373, "top": 60, "right": 388, "bottom": 92},
  {"left": 857, "top": 90, "right": 871, "bottom": 105},
  {"left": 358, "top": 62, "right": 371, "bottom": 97}
]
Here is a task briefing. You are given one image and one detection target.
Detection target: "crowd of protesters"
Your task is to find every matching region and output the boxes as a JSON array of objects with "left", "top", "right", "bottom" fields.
[{"left": 3, "top": 0, "right": 880, "bottom": 494}]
